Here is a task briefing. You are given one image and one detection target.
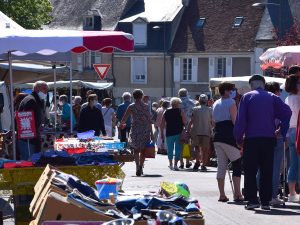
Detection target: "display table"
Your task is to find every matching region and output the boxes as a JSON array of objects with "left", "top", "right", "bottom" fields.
[{"left": 0, "top": 165, "right": 125, "bottom": 195}]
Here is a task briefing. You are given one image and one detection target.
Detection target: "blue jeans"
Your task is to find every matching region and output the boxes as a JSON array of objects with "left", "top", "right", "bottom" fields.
[
  {"left": 272, "top": 137, "right": 284, "bottom": 198},
  {"left": 287, "top": 128, "right": 300, "bottom": 183},
  {"left": 18, "top": 139, "right": 36, "bottom": 160},
  {"left": 256, "top": 138, "right": 283, "bottom": 198},
  {"left": 166, "top": 134, "right": 182, "bottom": 161}
]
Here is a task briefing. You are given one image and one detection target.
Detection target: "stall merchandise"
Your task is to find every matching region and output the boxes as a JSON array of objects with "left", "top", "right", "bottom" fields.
[
  {"left": 28, "top": 166, "right": 205, "bottom": 225},
  {"left": 0, "top": 29, "right": 134, "bottom": 159}
]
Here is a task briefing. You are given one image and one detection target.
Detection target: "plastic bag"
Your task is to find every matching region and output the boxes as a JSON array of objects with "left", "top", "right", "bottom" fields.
[{"left": 182, "top": 144, "right": 191, "bottom": 158}]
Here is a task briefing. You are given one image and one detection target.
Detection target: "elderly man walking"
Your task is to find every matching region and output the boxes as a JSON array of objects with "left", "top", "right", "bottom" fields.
[{"left": 234, "top": 75, "right": 292, "bottom": 210}]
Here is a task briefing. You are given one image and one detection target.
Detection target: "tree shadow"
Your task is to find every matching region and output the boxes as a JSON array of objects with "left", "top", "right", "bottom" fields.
[{"left": 254, "top": 208, "right": 300, "bottom": 216}]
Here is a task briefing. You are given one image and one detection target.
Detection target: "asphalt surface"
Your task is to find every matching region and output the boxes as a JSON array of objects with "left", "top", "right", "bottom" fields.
[{"left": 122, "top": 154, "right": 300, "bottom": 225}]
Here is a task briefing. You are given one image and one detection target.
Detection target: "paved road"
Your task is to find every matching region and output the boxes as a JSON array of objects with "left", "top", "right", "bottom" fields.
[{"left": 122, "top": 154, "right": 300, "bottom": 225}]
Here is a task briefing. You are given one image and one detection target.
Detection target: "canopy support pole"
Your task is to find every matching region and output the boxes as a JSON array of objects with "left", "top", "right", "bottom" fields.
[
  {"left": 69, "top": 63, "right": 73, "bottom": 133},
  {"left": 53, "top": 64, "right": 57, "bottom": 131},
  {"left": 8, "top": 51, "right": 16, "bottom": 160}
]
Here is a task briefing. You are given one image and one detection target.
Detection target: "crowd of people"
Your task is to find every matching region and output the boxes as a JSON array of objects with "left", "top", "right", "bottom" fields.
[{"left": 12, "top": 66, "right": 300, "bottom": 210}]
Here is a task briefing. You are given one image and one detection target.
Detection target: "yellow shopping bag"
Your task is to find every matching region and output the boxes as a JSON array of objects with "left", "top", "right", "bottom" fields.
[{"left": 182, "top": 143, "right": 191, "bottom": 158}]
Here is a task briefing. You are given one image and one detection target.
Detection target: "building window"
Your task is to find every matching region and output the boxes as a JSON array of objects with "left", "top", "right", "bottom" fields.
[
  {"left": 217, "top": 58, "right": 226, "bottom": 77},
  {"left": 83, "top": 51, "right": 100, "bottom": 69},
  {"left": 233, "top": 17, "right": 244, "bottom": 28},
  {"left": 132, "top": 57, "right": 147, "bottom": 84},
  {"left": 133, "top": 23, "right": 147, "bottom": 46},
  {"left": 182, "top": 58, "right": 192, "bottom": 81},
  {"left": 196, "top": 18, "right": 206, "bottom": 28},
  {"left": 83, "top": 16, "right": 94, "bottom": 29}
]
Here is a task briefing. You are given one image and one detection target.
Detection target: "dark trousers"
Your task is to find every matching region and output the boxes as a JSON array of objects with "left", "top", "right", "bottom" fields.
[
  {"left": 243, "top": 137, "right": 276, "bottom": 205},
  {"left": 119, "top": 126, "right": 131, "bottom": 143}
]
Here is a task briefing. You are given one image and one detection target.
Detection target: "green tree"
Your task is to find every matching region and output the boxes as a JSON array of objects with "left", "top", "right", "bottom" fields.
[{"left": 0, "top": 0, "right": 52, "bottom": 29}]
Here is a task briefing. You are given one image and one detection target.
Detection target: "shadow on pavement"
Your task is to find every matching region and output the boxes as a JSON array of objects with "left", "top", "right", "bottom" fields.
[
  {"left": 254, "top": 208, "right": 300, "bottom": 216},
  {"left": 131, "top": 174, "right": 163, "bottom": 178}
]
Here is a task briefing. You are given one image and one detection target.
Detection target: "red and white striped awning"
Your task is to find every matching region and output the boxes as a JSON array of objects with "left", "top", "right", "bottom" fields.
[{"left": 0, "top": 29, "right": 134, "bottom": 55}]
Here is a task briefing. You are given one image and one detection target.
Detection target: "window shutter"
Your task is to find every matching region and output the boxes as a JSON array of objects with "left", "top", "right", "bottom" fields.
[
  {"left": 192, "top": 57, "right": 198, "bottom": 82},
  {"left": 77, "top": 54, "right": 83, "bottom": 72},
  {"left": 174, "top": 57, "right": 180, "bottom": 82},
  {"left": 95, "top": 52, "right": 101, "bottom": 64}
]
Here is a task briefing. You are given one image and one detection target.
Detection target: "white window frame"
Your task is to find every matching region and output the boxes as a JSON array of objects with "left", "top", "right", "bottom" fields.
[
  {"left": 181, "top": 58, "right": 192, "bottom": 81},
  {"left": 216, "top": 57, "right": 226, "bottom": 77},
  {"left": 133, "top": 23, "right": 147, "bottom": 46},
  {"left": 83, "top": 16, "right": 94, "bottom": 29},
  {"left": 131, "top": 57, "right": 147, "bottom": 84},
  {"left": 83, "top": 51, "right": 101, "bottom": 69}
]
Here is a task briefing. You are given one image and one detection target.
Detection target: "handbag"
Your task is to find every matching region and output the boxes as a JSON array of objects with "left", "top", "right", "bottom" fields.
[
  {"left": 180, "top": 129, "right": 190, "bottom": 144},
  {"left": 182, "top": 143, "right": 191, "bottom": 159},
  {"left": 144, "top": 142, "right": 156, "bottom": 158}
]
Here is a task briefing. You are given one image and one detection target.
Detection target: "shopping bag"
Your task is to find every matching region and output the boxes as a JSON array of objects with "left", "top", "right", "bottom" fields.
[
  {"left": 144, "top": 142, "right": 156, "bottom": 158},
  {"left": 182, "top": 144, "right": 191, "bottom": 158}
]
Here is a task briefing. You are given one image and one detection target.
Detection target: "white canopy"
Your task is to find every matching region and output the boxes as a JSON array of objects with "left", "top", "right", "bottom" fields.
[
  {"left": 15, "top": 80, "right": 113, "bottom": 90},
  {"left": 210, "top": 76, "right": 286, "bottom": 95}
]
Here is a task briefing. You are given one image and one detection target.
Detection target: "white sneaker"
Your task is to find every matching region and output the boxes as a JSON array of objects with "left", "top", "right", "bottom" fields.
[
  {"left": 288, "top": 194, "right": 299, "bottom": 203},
  {"left": 270, "top": 197, "right": 284, "bottom": 206}
]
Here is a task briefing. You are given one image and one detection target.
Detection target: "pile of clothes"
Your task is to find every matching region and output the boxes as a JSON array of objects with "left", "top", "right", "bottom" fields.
[{"left": 29, "top": 165, "right": 204, "bottom": 225}]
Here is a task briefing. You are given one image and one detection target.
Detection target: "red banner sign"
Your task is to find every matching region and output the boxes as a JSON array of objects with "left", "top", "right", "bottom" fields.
[{"left": 16, "top": 111, "right": 37, "bottom": 139}]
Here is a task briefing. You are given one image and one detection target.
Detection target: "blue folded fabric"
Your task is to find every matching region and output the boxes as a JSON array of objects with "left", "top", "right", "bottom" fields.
[
  {"left": 185, "top": 203, "right": 199, "bottom": 212},
  {"left": 75, "top": 152, "right": 117, "bottom": 166},
  {"left": 67, "top": 176, "right": 99, "bottom": 201}
]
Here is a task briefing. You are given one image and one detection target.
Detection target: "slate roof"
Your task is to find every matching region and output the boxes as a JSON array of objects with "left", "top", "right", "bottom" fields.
[
  {"left": 120, "top": 0, "right": 183, "bottom": 22},
  {"left": 171, "top": 0, "right": 264, "bottom": 53},
  {"left": 0, "top": 11, "right": 24, "bottom": 30},
  {"left": 256, "top": 0, "right": 295, "bottom": 41},
  {"left": 45, "top": 0, "right": 138, "bottom": 30}
]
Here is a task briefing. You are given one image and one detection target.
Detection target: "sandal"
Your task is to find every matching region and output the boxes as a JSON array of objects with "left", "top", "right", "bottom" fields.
[
  {"left": 218, "top": 197, "right": 229, "bottom": 202},
  {"left": 234, "top": 196, "right": 244, "bottom": 202}
]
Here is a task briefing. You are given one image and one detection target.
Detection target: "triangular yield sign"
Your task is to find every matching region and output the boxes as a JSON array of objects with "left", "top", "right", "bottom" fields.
[{"left": 93, "top": 64, "right": 111, "bottom": 80}]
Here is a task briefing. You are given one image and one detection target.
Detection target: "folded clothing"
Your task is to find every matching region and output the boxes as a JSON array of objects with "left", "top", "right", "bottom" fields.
[
  {"left": 75, "top": 152, "right": 117, "bottom": 166},
  {"left": 0, "top": 158, "right": 16, "bottom": 168},
  {"left": 4, "top": 160, "right": 33, "bottom": 168},
  {"left": 32, "top": 150, "right": 76, "bottom": 166}
]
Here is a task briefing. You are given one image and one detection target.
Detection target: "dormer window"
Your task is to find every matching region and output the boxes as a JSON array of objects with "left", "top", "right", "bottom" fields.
[
  {"left": 83, "top": 16, "right": 94, "bottom": 30},
  {"left": 132, "top": 18, "right": 148, "bottom": 47},
  {"left": 233, "top": 17, "right": 244, "bottom": 28},
  {"left": 196, "top": 18, "right": 206, "bottom": 28}
]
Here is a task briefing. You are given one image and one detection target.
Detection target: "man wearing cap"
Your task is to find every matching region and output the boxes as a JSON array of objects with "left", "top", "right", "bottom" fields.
[
  {"left": 187, "top": 94, "right": 213, "bottom": 171},
  {"left": 234, "top": 75, "right": 292, "bottom": 210}
]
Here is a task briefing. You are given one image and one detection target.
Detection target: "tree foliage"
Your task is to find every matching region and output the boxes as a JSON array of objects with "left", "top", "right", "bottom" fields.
[
  {"left": 0, "top": 0, "right": 52, "bottom": 29},
  {"left": 276, "top": 19, "right": 300, "bottom": 46}
]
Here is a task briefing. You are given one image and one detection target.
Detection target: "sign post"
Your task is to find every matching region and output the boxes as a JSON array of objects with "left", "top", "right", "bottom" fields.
[{"left": 93, "top": 64, "right": 111, "bottom": 80}]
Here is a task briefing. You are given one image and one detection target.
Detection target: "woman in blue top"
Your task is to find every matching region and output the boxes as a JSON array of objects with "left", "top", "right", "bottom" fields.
[{"left": 59, "top": 95, "right": 75, "bottom": 129}]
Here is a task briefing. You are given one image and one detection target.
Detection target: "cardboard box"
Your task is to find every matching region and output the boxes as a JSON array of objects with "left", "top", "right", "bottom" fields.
[
  {"left": 34, "top": 165, "right": 61, "bottom": 193},
  {"left": 32, "top": 183, "right": 68, "bottom": 218},
  {"left": 33, "top": 192, "right": 113, "bottom": 225}
]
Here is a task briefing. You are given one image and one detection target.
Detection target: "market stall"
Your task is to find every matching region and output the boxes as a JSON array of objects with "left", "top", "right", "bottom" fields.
[
  {"left": 259, "top": 45, "right": 300, "bottom": 71},
  {"left": 0, "top": 29, "right": 134, "bottom": 224},
  {"left": 0, "top": 29, "right": 134, "bottom": 159}
]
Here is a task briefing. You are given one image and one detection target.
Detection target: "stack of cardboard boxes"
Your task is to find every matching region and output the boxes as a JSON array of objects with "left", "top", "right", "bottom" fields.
[{"left": 29, "top": 165, "right": 115, "bottom": 225}]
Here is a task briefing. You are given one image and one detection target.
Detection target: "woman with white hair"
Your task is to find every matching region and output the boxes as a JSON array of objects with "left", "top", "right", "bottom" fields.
[{"left": 160, "top": 97, "right": 186, "bottom": 170}]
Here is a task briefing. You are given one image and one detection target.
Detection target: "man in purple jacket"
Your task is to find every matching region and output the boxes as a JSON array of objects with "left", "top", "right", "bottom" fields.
[{"left": 234, "top": 75, "right": 292, "bottom": 210}]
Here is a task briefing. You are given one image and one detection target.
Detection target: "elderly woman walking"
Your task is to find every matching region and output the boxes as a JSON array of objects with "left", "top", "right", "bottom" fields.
[
  {"left": 160, "top": 97, "right": 186, "bottom": 170},
  {"left": 212, "top": 82, "right": 243, "bottom": 202},
  {"left": 120, "top": 89, "right": 152, "bottom": 176}
]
